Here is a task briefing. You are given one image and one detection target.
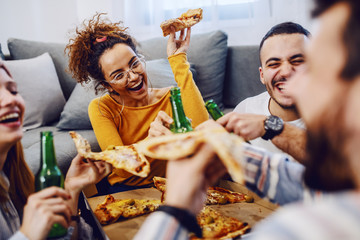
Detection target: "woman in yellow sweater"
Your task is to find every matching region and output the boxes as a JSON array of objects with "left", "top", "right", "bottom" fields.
[{"left": 66, "top": 13, "right": 208, "bottom": 193}]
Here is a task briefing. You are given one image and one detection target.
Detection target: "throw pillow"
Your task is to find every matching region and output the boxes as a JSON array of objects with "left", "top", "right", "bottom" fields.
[
  {"left": 5, "top": 53, "right": 66, "bottom": 130},
  {"left": 139, "top": 30, "right": 228, "bottom": 109},
  {"left": 56, "top": 83, "right": 96, "bottom": 130},
  {"left": 7, "top": 38, "right": 76, "bottom": 100},
  {"left": 56, "top": 58, "right": 183, "bottom": 130}
]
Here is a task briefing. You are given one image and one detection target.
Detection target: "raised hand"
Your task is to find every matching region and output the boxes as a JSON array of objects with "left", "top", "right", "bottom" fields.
[
  {"left": 167, "top": 27, "right": 191, "bottom": 57},
  {"left": 20, "top": 187, "right": 72, "bottom": 240}
]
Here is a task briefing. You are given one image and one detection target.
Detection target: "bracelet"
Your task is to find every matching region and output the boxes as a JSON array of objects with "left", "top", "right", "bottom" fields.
[
  {"left": 157, "top": 205, "right": 202, "bottom": 238},
  {"left": 71, "top": 209, "right": 81, "bottom": 222}
]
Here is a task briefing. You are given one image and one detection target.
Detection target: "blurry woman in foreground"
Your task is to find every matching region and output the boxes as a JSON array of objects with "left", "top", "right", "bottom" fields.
[{"left": 0, "top": 61, "right": 111, "bottom": 239}]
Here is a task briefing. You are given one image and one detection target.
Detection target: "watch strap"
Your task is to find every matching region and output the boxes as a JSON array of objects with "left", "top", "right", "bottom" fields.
[{"left": 157, "top": 205, "right": 202, "bottom": 238}]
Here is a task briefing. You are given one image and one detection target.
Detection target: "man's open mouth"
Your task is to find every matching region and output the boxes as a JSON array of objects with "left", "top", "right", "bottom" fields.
[
  {"left": 274, "top": 82, "right": 286, "bottom": 92},
  {"left": 128, "top": 80, "right": 144, "bottom": 91},
  {"left": 0, "top": 112, "right": 20, "bottom": 124}
]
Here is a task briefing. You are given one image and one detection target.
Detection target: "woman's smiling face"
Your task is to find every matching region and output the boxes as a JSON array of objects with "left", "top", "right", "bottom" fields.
[
  {"left": 0, "top": 63, "right": 25, "bottom": 148},
  {"left": 100, "top": 43, "right": 149, "bottom": 105}
]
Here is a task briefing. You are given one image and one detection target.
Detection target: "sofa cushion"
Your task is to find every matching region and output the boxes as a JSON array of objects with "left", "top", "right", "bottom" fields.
[
  {"left": 56, "top": 83, "right": 96, "bottom": 130},
  {"left": 223, "top": 46, "right": 266, "bottom": 108},
  {"left": 139, "top": 30, "right": 228, "bottom": 109},
  {"left": 56, "top": 58, "right": 183, "bottom": 130},
  {"left": 22, "top": 127, "right": 100, "bottom": 174},
  {"left": 5, "top": 53, "right": 66, "bottom": 130},
  {"left": 7, "top": 38, "right": 76, "bottom": 100}
]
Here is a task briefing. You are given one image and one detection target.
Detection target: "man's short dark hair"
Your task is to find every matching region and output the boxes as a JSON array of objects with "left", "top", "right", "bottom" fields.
[
  {"left": 313, "top": 0, "right": 360, "bottom": 80},
  {"left": 259, "top": 22, "right": 310, "bottom": 54}
]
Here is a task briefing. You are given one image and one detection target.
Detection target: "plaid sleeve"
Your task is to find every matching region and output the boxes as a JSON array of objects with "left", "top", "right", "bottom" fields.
[
  {"left": 134, "top": 211, "right": 189, "bottom": 240},
  {"left": 242, "top": 143, "right": 307, "bottom": 205}
]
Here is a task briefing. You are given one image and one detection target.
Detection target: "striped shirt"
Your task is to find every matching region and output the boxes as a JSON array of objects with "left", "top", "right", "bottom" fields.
[{"left": 134, "top": 144, "right": 359, "bottom": 240}]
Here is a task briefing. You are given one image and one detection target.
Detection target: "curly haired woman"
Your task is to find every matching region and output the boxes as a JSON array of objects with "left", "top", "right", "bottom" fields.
[{"left": 66, "top": 13, "right": 208, "bottom": 194}]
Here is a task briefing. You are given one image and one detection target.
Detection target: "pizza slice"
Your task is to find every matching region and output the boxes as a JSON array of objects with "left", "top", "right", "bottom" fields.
[
  {"left": 193, "top": 206, "right": 251, "bottom": 239},
  {"left": 153, "top": 176, "right": 253, "bottom": 205},
  {"left": 69, "top": 131, "right": 150, "bottom": 177},
  {"left": 160, "top": 8, "right": 203, "bottom": 36},
  {"left": 94, "top": 194, "right": 161, "bottom": 225},
  {"left": 138, "top": 128, "right": 245, "bottom": 184}
]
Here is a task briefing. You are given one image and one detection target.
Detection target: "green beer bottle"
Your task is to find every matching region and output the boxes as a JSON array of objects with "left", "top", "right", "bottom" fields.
[
  {"left": 169, "top": 87, "right": 193, "bottom": 133},
  {"left": 35, "top": 131, "right": 67, "bottom": 238},
  {"left": 205, "top": 99, "right": 224, "bottom": 120}
]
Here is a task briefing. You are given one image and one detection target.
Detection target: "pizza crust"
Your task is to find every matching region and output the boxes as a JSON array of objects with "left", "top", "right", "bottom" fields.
[
  {"left": 160, "top": 8, "right": 203, "bottom": 36},
  {"left": 69, "top": 131, "right": 150, "bottom": 177}
]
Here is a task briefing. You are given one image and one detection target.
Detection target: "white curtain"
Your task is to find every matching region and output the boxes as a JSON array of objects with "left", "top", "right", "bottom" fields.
[{"left": 103, "top": 0, "right": 314, "bottom": 46}]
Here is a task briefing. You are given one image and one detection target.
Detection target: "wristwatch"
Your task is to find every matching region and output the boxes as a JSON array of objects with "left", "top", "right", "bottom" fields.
[{"left": 261, "top": 115, "right": 284, "bottom": 140}]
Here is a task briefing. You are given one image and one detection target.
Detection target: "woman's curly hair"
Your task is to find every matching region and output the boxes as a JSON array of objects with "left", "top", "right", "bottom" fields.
[{"left": 66, "top": 12, "right": 138, "bottom": 94}]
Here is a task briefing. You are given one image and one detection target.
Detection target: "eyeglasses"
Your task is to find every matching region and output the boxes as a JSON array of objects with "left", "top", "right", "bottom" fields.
[{"left": 109, "top": 58, "right": 146, "bottom": 85}]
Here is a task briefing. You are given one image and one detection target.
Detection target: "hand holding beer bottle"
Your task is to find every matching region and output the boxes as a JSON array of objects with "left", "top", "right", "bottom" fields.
[{"left": 35, "top": 131, "right": 68, "bottom": 238}]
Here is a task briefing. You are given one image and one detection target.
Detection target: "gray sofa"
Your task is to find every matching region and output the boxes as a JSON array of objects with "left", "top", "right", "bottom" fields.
[{"left": 0, "top": 30, "right": 265, "bottom": 176}]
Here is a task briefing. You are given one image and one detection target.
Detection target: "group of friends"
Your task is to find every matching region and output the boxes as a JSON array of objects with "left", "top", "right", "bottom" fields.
[{"left": 1, "top": 0, "right": 360, "bottom": 239}]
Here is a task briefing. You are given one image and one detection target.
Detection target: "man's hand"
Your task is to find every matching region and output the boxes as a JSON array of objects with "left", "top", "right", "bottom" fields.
[
  {"left": 20, "top": 187, "right": 72, "bottom": 240},
  {"left": 167, "top": 27, "right": 191, "bottom": 57},
  {"left": 217, "top": 112, "right": 267, "bottom": 141},
  {"left": 148, "top": 111, "right": 174, "bottom": 138},
  {"left": 165, "top": 144, "right": 227, "bottom": 215}
]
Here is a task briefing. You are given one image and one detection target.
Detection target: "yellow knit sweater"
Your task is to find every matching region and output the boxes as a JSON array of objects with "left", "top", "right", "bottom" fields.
[{"left": 88, "top": 53, "right": 208, "bottom": 186}]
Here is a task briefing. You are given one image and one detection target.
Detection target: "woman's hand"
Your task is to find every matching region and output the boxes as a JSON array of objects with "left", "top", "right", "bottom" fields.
[
  {"left": 167, "top": 27, "right": 191, "bottom": 57},
  {"left": 165, "top": 144, "right": 227, "bottom": 215},
  {"left": 148, "top": 111, "right": 174, "bottom": 138},
  {"left": 20, "top": 187, "right": 72, "bottom": 240},
  {"left": 64, "top": 154, "right": 112, "bottom": 196}
]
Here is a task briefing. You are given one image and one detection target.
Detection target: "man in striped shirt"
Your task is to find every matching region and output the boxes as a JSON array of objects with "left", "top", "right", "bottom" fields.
[{"left": 135, "top": 0, "right": 360, "bottom": 239}]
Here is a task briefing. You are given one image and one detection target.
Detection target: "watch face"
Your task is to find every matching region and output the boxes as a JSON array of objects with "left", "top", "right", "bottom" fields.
[{"left": 266, "top": 115, "right": 284, "bottom": 131}]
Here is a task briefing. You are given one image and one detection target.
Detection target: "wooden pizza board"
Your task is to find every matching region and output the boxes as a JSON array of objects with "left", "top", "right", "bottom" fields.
[{"left": 86, "top": 180, "right": 279, "bottom": 240}]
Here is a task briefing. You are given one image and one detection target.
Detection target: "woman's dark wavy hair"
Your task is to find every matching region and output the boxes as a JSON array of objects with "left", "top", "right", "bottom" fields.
[
  {"left": 313, "top": 0, "right": 360, "bottom": 80},
  {"left": 66, "top": 13, "right": 139, "bottom": 94}
]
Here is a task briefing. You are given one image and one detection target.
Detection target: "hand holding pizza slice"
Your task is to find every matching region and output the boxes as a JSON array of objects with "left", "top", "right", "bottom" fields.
[{"left": 160, "top": 8, "right": 203, "bottom": 36}]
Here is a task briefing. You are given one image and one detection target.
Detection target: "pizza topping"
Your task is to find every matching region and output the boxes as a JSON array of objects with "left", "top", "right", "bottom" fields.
[
  {"left": 192, "top": 206, "right": 251, "bottom": 239},
  {"left": 153, "top": 176, "right": 253, "bottom": 205},
  {"left": 94, "top": 195, "right": 161, "bottom": 225}
]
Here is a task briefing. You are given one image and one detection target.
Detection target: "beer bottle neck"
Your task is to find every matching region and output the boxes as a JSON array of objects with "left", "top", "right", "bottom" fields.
[
  {"left": 170, "top": 95, "right": 188, "bottom": 126},
  {"left": 41, "top": 132, "right": 58, "bottom": 169}
]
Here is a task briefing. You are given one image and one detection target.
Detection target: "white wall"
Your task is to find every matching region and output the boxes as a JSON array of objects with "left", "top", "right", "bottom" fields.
[{"left": 0, "top": 0, "right": 315, "bottom": 55}]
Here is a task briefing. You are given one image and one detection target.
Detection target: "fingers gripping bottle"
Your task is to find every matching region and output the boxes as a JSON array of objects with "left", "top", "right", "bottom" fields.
[
  {"left": 35, "top": 131, "right": 67, "bottom": 238},
  {"left": 169, "top": 87, "right": 193, "bottom": 133}
]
